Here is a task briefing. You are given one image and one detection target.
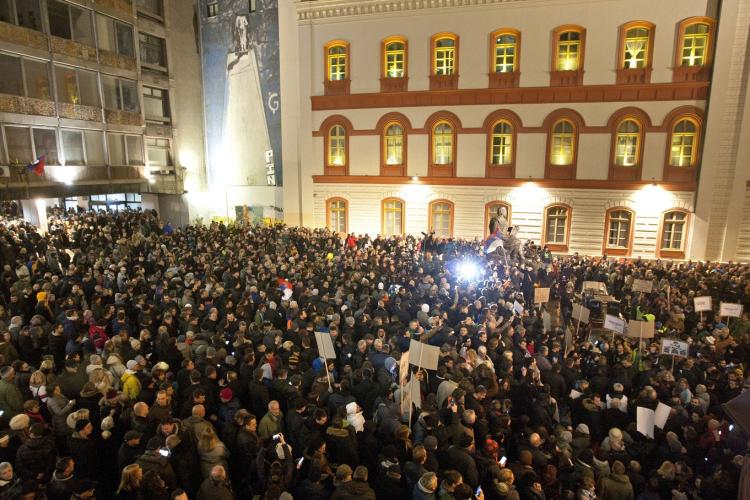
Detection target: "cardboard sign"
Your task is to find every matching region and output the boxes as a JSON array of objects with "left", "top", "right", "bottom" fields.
[
  {"left": 694, "top": 296, "right": 712, "bottom": 313},
  {"left": 409, "top": 377, "right": 422, "bottom": 409},
  {"left": 604, "top": 314, "right": 626, "bottom": 335},
  {"left": 720, "top": 302, "right": 743, "bottom": 318},
  {"left": 637, "top": 406, "right": 655, "bottom": 439},
  {"left": 399, "top": 351, "right": 410, "bottom": 385},
  {"left": 513, "top": 300, "right": 524, "bottom": 315},
  {"left": 534, "top": 287, "right": 550, "bottom": 304},
  {"left": 408, "top": 339, "right": 440, "bottom": 371},
  {"left": 569, "top": 389, "right": 582, "bottom": 400},
  {"left": 660, "top": 338, "right": 689, "bottom": 357},
  {"left": 314, "top": 331, "right": 336, "bottom": 359},
  {"left": 572, "top": 304, "right": 590, "bottom": 324},
  {"left": 582, "top": 281, "right": 608, "bottom": 293},
  {"left": 654, "top": 402, "right": 672, "bottom": 430},
  {"left": 627, "top": 320, "right": 655, "bottom": 339},
  {"left": 632, "top": 279, "right": 653, "bottom": 293}
]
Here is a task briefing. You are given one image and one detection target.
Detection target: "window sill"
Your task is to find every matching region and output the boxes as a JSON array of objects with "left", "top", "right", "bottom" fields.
[
  {"left": 609, "top": 165, "right": 641, "bottom": 181},
  {"left": 324, "top": 79, "right": 350, "bottom": 96},
  {"left": 324, "top": 166, "right": 348, "bottom": 176},
  {"left": 550, "top": 70, "right": 583, "bottom": 87},
  {"left": 429, "top": 74, "right": 458, "bottom": 91},
  {"left": 429, "top": 164, "right": 455, "bottom": 177},
  {"left": 672, "top": 65, "right": 711, "bottom": 83},
  {"left": 382, "top": 165, "right": 406, "bottom": 176},
  {"left": 545, "top": 243, "right": 569, "bottom": 253},
  {"left": 380, "top": 77, "right": 408, "bottom": 93},
  {"left": 604, "top": 247, "right": 629, "bottom": 257},
  {"left": 488, "top": 71, "right": 520, "bottom": 89},
  {"left": 546, "top": 164, "right": 576, "bottom": 180},
  {"left": 486, "top": 164, "right": 514, "bottom": 179},
  {"left": 616, "top": 67, "right": 652, "bottom": 85},
  {"left": 662, "top": 165, "right": 697, "bottom": 183}
]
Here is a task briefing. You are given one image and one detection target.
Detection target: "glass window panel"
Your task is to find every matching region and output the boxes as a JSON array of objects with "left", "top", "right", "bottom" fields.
[
  {"left": 0, "top": 54, "right": 23, "bottom": 96},
  {"left": 329, "top": 199, "right": 346, "bottom": 233},
  {"left": 120, "top": 79, "right": 139, "bottom": 112},
  {"left": 84, "top": 131, "right": 105, "bottom": 165},
  {"left": 494, "top": 34, "right": 516, "bottom": 73},
  {"left": 385, "top": 124, "right": 403, "bottom": 165},
  {"left": 385, "top": 41, "right": 405, "bottom": 78},
  {"left": 77, "top": 69, "right": 98, "bottom": 106},
  {"left": 61, "top": 130, "right": 84, "bottom": 165},
  {"left": 32, "top": 128, "right": 59, "bottom": 165},
  {"left": 55, "top": 66, "right": 78, "bottom": 104},
  {"left": 607, "top": 211, "right": 631, "bottom": 248},
  {"left": 70, "top": 6, "right": 94, "bottom": 46},
  {"left": 557, "top": 31, "right": 580, "bottom": 71},
  {"left": 143, "top": 86, "right": 169, "bottom": 122},
  {"left": 5, "top": 126, "right": 32, "bottom": 165},
  {"left": 682, "top": 24, "right": 709, "bottom": 67},
  {"left": 433, "top": 122, "right": 453, "bottom": 164},
  {"left": 545, "top": 207, "right": 567, "bottom": 244},
  {"left": 107, "top": 133, "right": 125, "bottom": 164},
  {"left": 116, "top": 22, "right": 135, "bottom": 57},
  {"left": 15, "top": 0, "right": 42, "bottom": 31},
  {"left": 101, "top": 75, "right": 118, "bottom": 109},
  {"left": 623, "top": 27, "right": 649, "bottom": 69},
  {"left": 0, "top": 1, "right": 12, "bottom": 24},
  {"left": 615, "top": 120, "right": 640, "bottom": 166},
  {"left": 47, "top": 0, "right": 71, "bottom": 39},
  {"left": 550, "top": 120, "right": 575, "bottom": 165},
  {"left": 383, "top": 200, "right": 403, "bottom": 236},
  {"left": 328, "top": 125, "right": 345, "bottom": 165},
  {"left": 670, "top": 119, "right": 697, "bottom": 167},
  {"left": 23, "top": 59, "right": 51, "bottom": 100},
  {"left": 431, "top": 202, "right": 451, "bottom": 237},
  {"left": 139, "top": 33, "right": 166, "bottom": 68},
  {"left": 96, "top": 15, "right": 115, "bottom": 52},
  {"left": 126, "top": 135, "right": 143, "bottom": 165},
  {"left": 137, "top": 0, "right": 163, "bottom": 17},
  {"left": 146, "top": 137, "right": 170, "bottom": 166},
  {"left": 327, "top": 45, "right": 347, "bottom": 81},
  {"left": 491, "top": 121, "right": 512, "bottom": 165},
  {"left": 434, "top": 38, "right": 455, "bottom": 76}
]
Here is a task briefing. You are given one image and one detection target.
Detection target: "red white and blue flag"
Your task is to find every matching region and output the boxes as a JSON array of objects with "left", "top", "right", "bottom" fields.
[{"left": 26, "top": 155, "right": 45, "bottom": 176}]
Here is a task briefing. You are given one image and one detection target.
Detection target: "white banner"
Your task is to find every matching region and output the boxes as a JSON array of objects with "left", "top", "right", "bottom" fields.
[
  {"left": 693, "top": 296, "right": 712, "bottom": 313},
  {"left": 720, "top": 302, "right": 743, "bottom": 318},
  {"left": 632, "top": 279, "right": 653, "bottom": 293},
  {"left": 660, "top": 338, "right": 689, "bottom": 357},
  {"left": 572, "top": 304, "right": 590, "bottom": 324},
  {"left": 604, "top": 314, "right": 626, "bottom": 335}
]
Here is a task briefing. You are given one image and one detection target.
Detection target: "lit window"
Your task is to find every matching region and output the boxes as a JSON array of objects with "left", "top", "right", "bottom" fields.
[
  {"left": 607, "top": 210, "right": 632, "bottom": 249},
  {"left": 328, "top": 125, "right": 346, "bottom": 166},
  {"left": 662, "top": 211, "right": 687, "bottom": 250},
  {"left": 670, "top": 119, "right": 698, "bottom": 167},
  {"left": 146, "top": 137, "right": 171, "bottom": 166},
  {"left": 432, "top": 122, "right": 453, "bottom": 165},
  {"left": 550, "top": 120, "right": 575, "bottom": 166},
  {"left": 681, "top": 23, "right": 709, "bottom": 67},
  {"left": 61, "top": 129, "right": 85, "bottom": 165},
  {"left": 490, "top": 121, "right": 512, "bottom": 165},
  {"left": 54, "top": 65, "right": 99, "bottom": 106},
  {"left": 556, "top": 31, "right": 581, "bottom": 71},
  {"left": 384, "top": 40, "right": 406, "bottom": 78},
  {"left": 429, "top": 201, "right": 453, "bottom": 237},
  {"left": 623, "top": 27, "right": 649, "bottom": 69},
  {"left": 493, "top": 33, "right": 517, "bottom": 73},
  {"left": 382, "top": 198, "right": 404, "bottom": 236},
  {"left": 545, "top": 206, "right": 568, "bottom": 245},
  {"left": 614, "top": 119, "right": 640, "bottom": 166},
  {"left": 327, "top": 44, "right": 347, "bottom": 81},
  {"left": 384, "top": 123, "right": 404, "bottom": 165},
  {"left": 328, "top": 198, "right": 347, "bottom": 233},
  {"left": 434, "top": 37, "right": 455, "bottom": 76}
]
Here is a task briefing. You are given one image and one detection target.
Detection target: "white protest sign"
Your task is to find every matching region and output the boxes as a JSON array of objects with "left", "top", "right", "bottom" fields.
[
  {"left": 632, "top": 279, "right": 653, "bottom": 293},
  {"left": 572, "top": 304, "right": 590, "bottom": 324},
  {"left": 513, "top": 300, "right": 524, "bottom": 315},
  {"left": 660, "top": 338, "right": 689, "bottom": 357},
  {"left": 637, "top": 407, "right": 655, "bottom": 439},
  {"left": 399, "top": 351, "right": 410, "bottom": 385},
  {"left": 409, "top": 377, "right": 422, "bottom": 409},
  {"left": 534, "top": 287, "right": 550, "bottom": 304},
  {"left": 569, "top": 389, "right": 582, "bottom": 400},
  {"left": 582, "top": 281, "right": 607, "bottom": 293},
  {"left": 627, "top": 320, "right": 655, "bottom": 339},
  {"left": 654, "top": 402, "right": 672, "bottom": 430},
  {"left": 604, "top": 314, "right": 626, "bottom": 335},
  {"left": 314, "top": 331, "right": 336, "bottom": 359},
  {"left": 720, "top": 302, "right": 743, "bottom": 318},
  {"left": 694, "top": 296, "right": 712, "bottom": 313},
  {"left": 408, "top": 339, "right": 440, "bottom": 371}
]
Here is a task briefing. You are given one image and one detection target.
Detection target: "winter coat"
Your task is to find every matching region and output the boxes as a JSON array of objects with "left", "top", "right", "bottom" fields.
[
  {"left": 67, "top": 435, "right": 98, "bottom": 478},
  {"left": 47, "top": 395, "right": 75, "bottom": 436},
  {"left": 0, "top": 378, "right": 23, "bottom": 417},
  {"left": 121, "top": 371, "right": 141, "bottom": 400},
  {"left": 197, "top": 476, "right": 235, "bottom": 500},
  {"left": 15, "top": 435, "right": 56, "bottom": 481},
  {"left": 331, "top": 479, "right": 377, "bottom": 500},
  {"left": 258, "top": 411, "right": 283, "bottom": 440},
  {"left": 442, "top": 445, "right": 480, "bottom": 488},
  {"left": 136, "top": 452, "right": 178, "bottom": 490},
  {"left": 197, "top": 441, "right": 230, "bottom": 479},
  {"left": 325, "top": 426, "right": 359, "bottom": 467},
  {"left": 598, "top": 473, "right": 634, "bottom": 500}
]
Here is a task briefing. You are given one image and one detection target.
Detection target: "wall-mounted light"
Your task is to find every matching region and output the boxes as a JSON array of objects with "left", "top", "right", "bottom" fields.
[{"left": 411, "top": 176, "right": 419, "bottom": 181}]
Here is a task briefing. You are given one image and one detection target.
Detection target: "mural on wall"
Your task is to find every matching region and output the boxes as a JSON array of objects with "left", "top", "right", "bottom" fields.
[{"left": 200, "top": 0, "right": 281, "bottom": 187}]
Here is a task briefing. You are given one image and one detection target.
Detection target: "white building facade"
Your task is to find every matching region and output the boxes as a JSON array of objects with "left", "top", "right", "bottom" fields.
[{"left": 280, "top": 0, "right": 750, "bottom": 262}]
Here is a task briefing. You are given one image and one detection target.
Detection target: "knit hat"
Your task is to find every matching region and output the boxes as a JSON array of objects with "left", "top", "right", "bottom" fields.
[
  {"left": 9, "top": 414, "right": 29, "bottom": 431},
  {"left": 559, "top": 430, "right": 573, "bottom": 444},
  {"left": 424, "top": 435, "right": 438, "bottom": 451},
  {"left": 126, "top": 360, "right": 138, "bottom": 371},
  {"left": 576, "top": 423, "right": 590, "bottom": 435},
  {"left": 219, "top": 388, "right": 233, "bottom": 401},
  {"left": 74, "top": 419, "right": 90, "bottom": 432}
]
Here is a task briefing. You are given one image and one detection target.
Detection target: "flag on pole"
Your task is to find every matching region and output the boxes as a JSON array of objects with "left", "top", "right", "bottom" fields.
[{"left": 26, "top": 155, "right": 45, "bottom": 176}]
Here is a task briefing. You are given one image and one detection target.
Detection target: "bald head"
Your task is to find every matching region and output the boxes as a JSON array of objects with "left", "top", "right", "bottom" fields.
[
  {"left": 192, "top": 404, "right": 205, "bottom": 418},
  {"left": 133, "top": 402, "right": 148, "bottom": 417},
  {"left": 211, "top": 465, "right": 226, "bottom": 481}
]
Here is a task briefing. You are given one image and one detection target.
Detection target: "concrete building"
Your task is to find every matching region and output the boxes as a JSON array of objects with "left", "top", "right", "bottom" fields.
[
  {"left": 281, "top": 0, "right": 750, "bottom": 262},
  {"left": 0, "top": 0, "right": 205, "bottom": 225}
]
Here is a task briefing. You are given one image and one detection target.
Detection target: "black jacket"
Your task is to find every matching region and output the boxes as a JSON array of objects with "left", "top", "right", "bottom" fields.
[
  {"left": 136, "top": 452, "right": 178, "bottom": 490},
  {"left": 15, "top": 435, "right": 56, "bottom": 481},
  {"left": 67, "top": 435, "right": 98, "bottom": 479},
  {"left": 441, "top": 445, "right": 480, "bottom": 488}
]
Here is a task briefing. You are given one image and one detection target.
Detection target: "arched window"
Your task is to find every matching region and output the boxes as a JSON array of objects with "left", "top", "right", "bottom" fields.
[
  {"left": 430, "top": 33, "right": 459, "bottom": 90},
  {"left": 326, "top": 198, "right": 347, "bottom": 233},
  {"left": 556, "top": 31, "right": 581, "bottom": 71},
  {"left": 549, "top": 120, "right": 575, "bottom": 166},
  {"left": 384, "top": 123, "right": 404, "bottom": 166},
  {"left": 659, "top": 210, "right": 689, "bottom": 258},
  {"left": 383, "top": 38, "right": 406, "bottom": 78},
  {"left": 669, "top": 119, "right": 698, "bottom": 167},
  {"left": 614, "top": 119, "right": 641, "bottom": 166},
  {"left": 429, "top": 200, "right": 454, "bottom": 237},
  {"left": 492, "top": 31, "right": 518, "bottom": 73},
  {"left": 324, "top": 123, "right": 348, "bottom": 175},
  {"left": 543, "top": 205, "right": 571, "bottom": 251},
  {"left": 490, "top": 121, "right": 513, "bottom": 166},
  {"left": 680, "top": 23, "right": 710, "bottom": 67},
  {"left": 604, "top": 208, "right": 634, "bottom": 255},
  {"left": 382, "top": 198, "right": 404, "bottom": 236},
  {"left": 324, "top": 40, "right": 350, "bottom": 95},
  {"left": 617, "top": 22, "right": 655, "bottom": 84},
  {"left": 673, "top": 18, "right": 716, "bottom": 82},
  {"left": 432, "top": 121, "right": 453, "bottom": 167},
  {"left": 484, "top": 202, "right": 512, "bottom": 237},
  {"left": 551, "top": 26, "right": 585, "bottom": 86}
]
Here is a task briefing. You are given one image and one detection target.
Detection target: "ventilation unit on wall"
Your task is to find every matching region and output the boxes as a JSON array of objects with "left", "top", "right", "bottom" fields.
[{"left": 0, "top": 166, "right": 9, "bottom": 178}]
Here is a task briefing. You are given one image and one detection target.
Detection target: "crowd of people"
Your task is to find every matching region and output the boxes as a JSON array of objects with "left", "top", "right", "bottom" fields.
[{"left": 0, "top": 208, "right": 747, "bottom": 500}]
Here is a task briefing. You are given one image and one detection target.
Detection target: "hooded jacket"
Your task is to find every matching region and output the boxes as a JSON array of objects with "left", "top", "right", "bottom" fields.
[
  {"left": 120, "top": 371, "right": 141, "bottom": 400},
  {"left": 598, "top": 472, "right": 634, "bottom": 500}
]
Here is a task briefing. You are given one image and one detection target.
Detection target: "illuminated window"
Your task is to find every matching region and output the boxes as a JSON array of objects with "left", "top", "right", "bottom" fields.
[
  {"left": 549, "top": 120, "right": 575, "bottom": 166},
  {"left": 327, "top": 44, "right": 347, "bottom": 81},
  {"left": 327, "top": 125, "right": 346, "bottom": 166},
  {"left": 556, "top": 31, "right": 581, "bottom": 71},
  {"left": 669, "top": 119, "right": 698, "bottom": 167},
  {"left": 490, "top": 121, "right": 512, "bottom": 165},
  {"left": 681, "top": 23, "right": 710, "bottom": 67},
  {"left": 544, "top": 206, "right": 569, "bottom": 245},
  {"left": 384, "top": 123, "right": 404, "bottom": 165},
  {"left": 623, "top": 27, "right": 650, "bottom": 69},
  {"left": 614, "top": 119, "right": 640, "bottom": 166},
  {"left": 485, "top": 202, "right": 511, "bottom": 237},
  {"left": 429, "top": 201, "right": 453, "bottom": 237},
  {"left": 661, "top": 211, "right": 687, "bottom": 250},
  {"left": 493, "top": 33, "right": 517, "bottom": 73},
  {"left": 432, "top": 121, "right": 453, "bottom": 165},
  {"left": 606, "top": 210, "right": 632, "bottom": 249},
  {"left": 327, "top": 198, "right": 347, "bottom": 233},
  {"left": 434, "top": 37, "right": 455, "bottom": 76},
  {"left": 384, "top": 39, "right": 406, "bottom": 78},
  {"left": 382, "top": 198, "right": 404, "bottom": 236}
]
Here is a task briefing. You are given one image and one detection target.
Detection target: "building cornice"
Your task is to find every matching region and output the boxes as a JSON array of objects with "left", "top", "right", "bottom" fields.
[{"left": 296, "top": 0, "right": 607, "bottom": 22}]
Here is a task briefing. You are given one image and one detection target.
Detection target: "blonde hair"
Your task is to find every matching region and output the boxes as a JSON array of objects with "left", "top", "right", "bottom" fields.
[
  {"left": 199, "top": 426, "right": 220, "bottom": 451},
  {"left": 117, "top": 464, "right": 142, "bottom": 492},
  {"left": 29, "top": 370, "right": 46, "bottom": 387}
]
